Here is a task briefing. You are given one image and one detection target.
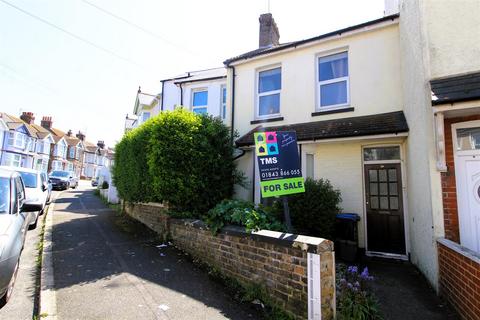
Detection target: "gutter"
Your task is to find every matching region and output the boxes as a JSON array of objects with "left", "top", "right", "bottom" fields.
[
  {"left": 160, "top": 80, "right": 165, "bottom": 111},
  {"left": 174, "top": 76, "right": 226, "bottom": 85}
]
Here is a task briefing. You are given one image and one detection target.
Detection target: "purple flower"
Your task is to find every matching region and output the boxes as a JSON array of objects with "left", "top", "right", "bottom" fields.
[
  {"left": 360, "top": 267, "right": 375, "bottom": 281},
  {"left": 347, "top": 266, "right": 358, "bottom": 274},
  {"left": 354, "top": 281, "right": 360, "bottom": 288},
  {"left": 347, "top": 283, "right": 353, "bottom": 289}
]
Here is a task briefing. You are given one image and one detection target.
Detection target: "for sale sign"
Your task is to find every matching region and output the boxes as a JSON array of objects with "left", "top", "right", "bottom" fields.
[{"left": 254, "top": 131, "right": 305, "bottom": 198}]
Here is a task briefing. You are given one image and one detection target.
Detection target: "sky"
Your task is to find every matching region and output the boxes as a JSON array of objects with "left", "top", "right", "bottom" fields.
[{"left": 0, "top": 0, "right": 385, "bottom": 147}]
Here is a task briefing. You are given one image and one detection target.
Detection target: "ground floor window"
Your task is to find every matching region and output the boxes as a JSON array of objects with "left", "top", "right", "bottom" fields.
[
  {"left": 35, "top": 158, "right": 49, "bottom": 172},
  {"left": 52, "top": 160, "right": 63, "bottom": 171},
  {"left": 306, "top": 153, "right": 314, "bottom": 179}
]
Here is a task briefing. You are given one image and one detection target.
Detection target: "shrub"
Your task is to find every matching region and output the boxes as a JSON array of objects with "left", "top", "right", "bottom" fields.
[
  {"left": 288, "top": 178, "right": 341, "bottom": 239},
  {"left": 113, "top": 109, "right": 242, "bottom": 215},
  {"left": 112, "top": 120, "right": 155, "bottom": 203},
  {"left": 336, "top": 265, "right": 382, "bottom": 320},
  {"left": 203, "top": 199, "right": 286, "bottom": 234}
]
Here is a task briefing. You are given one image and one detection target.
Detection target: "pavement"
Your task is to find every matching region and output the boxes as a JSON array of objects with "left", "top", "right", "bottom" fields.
[
  {"left": 47, "top": 182, "right": 260, "bottom": 320},
  {"left": 0, "top": 210, "right": 43, "bottom": 320},
  {"left": 363, "top": 258, "right": 459, "bottom": 320}
]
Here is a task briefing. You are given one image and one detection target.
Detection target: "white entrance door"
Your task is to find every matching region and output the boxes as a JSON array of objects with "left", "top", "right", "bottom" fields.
[{"left": 453, "top": 121, "right": 480, "bottom": 253}]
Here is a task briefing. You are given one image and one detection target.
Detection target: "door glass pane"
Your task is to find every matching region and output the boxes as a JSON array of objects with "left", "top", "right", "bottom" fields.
[
  {"left": 390, "top": 197, "right": 399, "bottom": 210},
  {"left": 379, "top": 183, "right": 388, "bottom": 195},
  {"left": 369, "top": 170, "right": 377, "bottom": 182},
  {"left": 456, "top": 127, "right": 480, "bottom": 151},
  {"left": 370, "top": 183, "right": 378, "bottom": 195},
  {"left": 370, "top": 196, "right": 379, "bottom": 209},
  {"left": 380, "top": 197, "right": 389, "bottom": 209},
  {"left": 388, "top": 169, "right": 397, "bottom": 181},
  {"left": 363, "top": 147, "right": 400, "bottom": 161},
  {"left": 306, "top": 154, "right": 314, "bottom": 179},
  {"left": 389, "top": 183, "right": 398, "bottom": 196},
  {"left": 379, "top": 170, "right": 387, "bottom": 182}
]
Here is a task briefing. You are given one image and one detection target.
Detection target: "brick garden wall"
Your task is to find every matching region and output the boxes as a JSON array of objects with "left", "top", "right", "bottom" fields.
[
  {"left": 438, "top": 239, "right": 480, "bottom": 320},
  {"left": 124, "top": 202, "right": 336, "bottom": 320}
]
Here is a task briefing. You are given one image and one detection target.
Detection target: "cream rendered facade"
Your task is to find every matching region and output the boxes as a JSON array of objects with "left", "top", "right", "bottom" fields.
[{"left": 229, "top": 19, "right": 407, "bottom": 249}]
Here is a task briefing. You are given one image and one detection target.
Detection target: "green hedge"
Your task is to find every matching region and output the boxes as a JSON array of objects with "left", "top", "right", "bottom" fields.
[{"left": 113, "top": 109, "right": 241, "bottom": 215}]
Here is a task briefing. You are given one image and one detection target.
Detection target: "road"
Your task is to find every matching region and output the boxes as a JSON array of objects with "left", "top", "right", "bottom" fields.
[
  {"left": 0, "top": 209, "right": 42, "bottom": 320},
  {"left": 50, "top": 183, "right": 259, "bottom": 320}
]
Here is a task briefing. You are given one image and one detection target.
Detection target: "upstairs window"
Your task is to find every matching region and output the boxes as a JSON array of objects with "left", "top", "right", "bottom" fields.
[
  {"left": 257, "top": 67, "right": 281, "bottom": 117},
  {"left": 8, "top": 132, "right": 26, "bottom": 149},
  {"left": 318, "top": 52, "right": 349, "bottom": 109},
  {"left": 192, "top": 90, "right": 208, "bottom": 115},
  {"left": 69, "top": 146, "right": 75, "bottom": 159},
  {"left": 221, "top": 86, "right": 227, "bottom": 120}
]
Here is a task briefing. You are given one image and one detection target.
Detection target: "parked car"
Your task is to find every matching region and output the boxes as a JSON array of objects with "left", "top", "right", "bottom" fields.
[
  {"left": 91, "top": 176, "right": 99, "bottom": 187},
  {"left": 0, "top": 167, "right": 48, "bottom": 229},
  {"left": 49, "top": 171, "right": 78, "bottom": 190},
  {"left": 0, "top": 168, "right": 37, "bottom": 305}
]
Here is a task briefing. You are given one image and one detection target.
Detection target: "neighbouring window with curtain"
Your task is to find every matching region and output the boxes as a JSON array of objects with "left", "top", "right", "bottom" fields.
[
  {"left": 318, "top": 52, "right": 349, "bottom": 108},
  {"left": 258, "top": 67, "right": 281, "bottom": 117},
  {"left": 142, "top": 112, "right": 150, "bottom": 123},
  {"left": 306, "top": 154, "right": 314, "bottom": 179},
  {"left": 192, "top": 90, "right": 208, "bottom": 115},
  {"left": 456, "top": 127, "right": 480, "bottom": 151}
]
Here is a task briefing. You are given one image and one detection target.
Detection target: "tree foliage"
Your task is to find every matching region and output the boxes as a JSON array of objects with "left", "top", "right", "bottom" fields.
[{"left": 113, "top": 109, "right": 240, "bottom": 214}]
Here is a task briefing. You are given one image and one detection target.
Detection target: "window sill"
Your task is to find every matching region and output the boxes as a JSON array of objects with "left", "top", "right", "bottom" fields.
[
  {"left": 250, "top": 117, "right": 284, "bottom": 124},
  {"left": 311, "top": 107, "right": 354, "bottom": 117}
]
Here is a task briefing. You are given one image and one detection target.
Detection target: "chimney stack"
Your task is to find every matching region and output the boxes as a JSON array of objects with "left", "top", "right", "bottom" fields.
[
  {"left": 76, "top": 131, "right": 85, "bottom": 141},
  {"left": 67, "top": 129, "right": 72, "bottom": 137},
  {"left": 97, "top": 140, "right": 105, "bottom": 149},
  {"left": 259, "top": 13, "right": 280, "bottom": 48},
  {"left": 41, "top": 116, "right": 52, "bottom": 129},
  {"left": 20, "top": 112, "right": 35, "bottom": 124}
]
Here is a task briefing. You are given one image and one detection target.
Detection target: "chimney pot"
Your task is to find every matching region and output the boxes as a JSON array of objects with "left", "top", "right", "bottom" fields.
[
  {"left": 97, "top": 140, "right": 105, "bottom": 149},
  {"left": 259, "top": 13, "right": 280, "bottom": 48},
  {"left": 41, "top": 116, "right": 53, "bottom": 129},
  {"left": 76, "top": 131, "right": 85, "bottom": 141},
  {"left": 20, "top": 111, "right": 35, "bottom": 124}
]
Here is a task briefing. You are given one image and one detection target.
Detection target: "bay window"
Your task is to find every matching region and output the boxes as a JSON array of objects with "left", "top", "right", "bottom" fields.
[
  {"left": 8, "top": 132, "right": 26, "bottom": 149},
  {"left": 257, "top": 67, "right": 281, "bottom": 118},
  {"left": 318, "top": 52, "right": 349, "bottom": 109}
]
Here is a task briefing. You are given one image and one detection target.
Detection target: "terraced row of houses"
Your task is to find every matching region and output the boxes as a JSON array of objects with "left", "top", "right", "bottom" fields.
[
  {"left": 0, "top": 112, "right": 113, "bottom": 178},
  {"left": 125, "top": 1, "right": 480, "bottom": 318}
]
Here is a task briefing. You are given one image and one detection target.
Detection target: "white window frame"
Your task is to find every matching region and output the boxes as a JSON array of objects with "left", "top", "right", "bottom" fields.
[
  {"left": 316, "top": 51, "right": 350, "bottom": 111},
  {"left": 191, "top": 88, "right": 208, "bottom": 114},
  {"left": 220, "top": 85, "right": 227, "bottom": 120},
  {"left": 5, "top": 153, "right": 22, "bottom": 167},
  {"left": 69, "top": 146, "right": 75, "bottom": 159},
  {"left": 8, "top": 132, "right": 26, "bottom": 149},
  {"left": 256, "top": 65, "right": 282, "bottom": 119}
]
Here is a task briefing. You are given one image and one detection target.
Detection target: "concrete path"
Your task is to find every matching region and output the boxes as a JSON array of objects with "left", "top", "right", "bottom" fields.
[
  {"left": 50, "top": 184, "right": 259, "bottom": 320},
  {"left": 364, "top": 259, "right": 459, "bottom": 320},
  {"left": 0, "top": 210, "right": 42, "bottom": 320}
]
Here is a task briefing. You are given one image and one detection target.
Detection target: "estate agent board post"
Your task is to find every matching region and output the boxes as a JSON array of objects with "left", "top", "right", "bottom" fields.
[{"left": 254, "top": 131, "right": 305, "bottom": 231}]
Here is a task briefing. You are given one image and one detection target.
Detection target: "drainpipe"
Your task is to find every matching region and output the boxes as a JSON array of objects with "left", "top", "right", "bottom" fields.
[
  {"left": 160, "top": 80, "right": 165, "bottom": 111},
  {"left": 179, "top": 82, "right": 183, "bottom": 106},
  {"left": 228, "top": 65, "right": 236, "bottom": 145}
]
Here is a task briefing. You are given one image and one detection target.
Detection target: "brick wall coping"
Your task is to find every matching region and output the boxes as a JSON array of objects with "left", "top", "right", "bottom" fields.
[
  {"left": 172, "top": 218, "right": 334, "bottom": 253},
  {"left": 437, "top": 238, "right": 480, "bottom": 265},
  {"left": 136, "top": 202, "right": 167, "bottom": 208}
]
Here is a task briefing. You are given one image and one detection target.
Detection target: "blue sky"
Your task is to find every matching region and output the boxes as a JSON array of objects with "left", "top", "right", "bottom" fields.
[{"left": 0, "top": 0, "right": 384, "bottom": 146}]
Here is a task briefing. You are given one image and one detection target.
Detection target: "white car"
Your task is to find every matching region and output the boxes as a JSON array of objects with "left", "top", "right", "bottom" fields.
[{"left": 0, "top": 167, "right": 49, "bottom": 229}]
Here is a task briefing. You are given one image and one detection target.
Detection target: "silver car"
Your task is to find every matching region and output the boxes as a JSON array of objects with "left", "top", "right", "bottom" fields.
[{"left": 0, "top": 168, "right": 36, "bottom": 305}]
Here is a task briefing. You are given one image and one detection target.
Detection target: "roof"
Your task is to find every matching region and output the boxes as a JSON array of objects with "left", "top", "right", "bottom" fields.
[
  {"left": 0, "top": 167, "right": 18, "bottom": 179},
  {"left": 0, "top": 165, "right": 40, "bottom": 174},
  {"left": 235, "top": 111, "right": 409, "bottom": 147},
  {"left": 84, "top": 141, "right": 98, "bottom": 153},
  {"left": 431, "top": 71, "right": 480, "bottom": 105},
  {"left": 0, "top": 113, "right": 37, "bottom": 136},
  {"left": 65, "top": 136, "right": 81, "bottom": 146},
  {"left": 162, "top": 67, "right": 226, "bottom": 84},
  {"left": 224, "top": 14, "right": 399, "bottom": 66},
  {"left": 30, "top": 123, "right": 52, "bottom": 139}
]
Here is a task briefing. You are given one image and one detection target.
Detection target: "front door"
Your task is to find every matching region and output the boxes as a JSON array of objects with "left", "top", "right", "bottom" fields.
[{"left": 365, "top": 163, "right": 406, "bottom": 255}]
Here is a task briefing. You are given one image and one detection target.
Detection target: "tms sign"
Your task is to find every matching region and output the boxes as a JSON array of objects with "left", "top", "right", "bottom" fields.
[{"left": 254, "top": 131, "right": 305, "bottom": 198}]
